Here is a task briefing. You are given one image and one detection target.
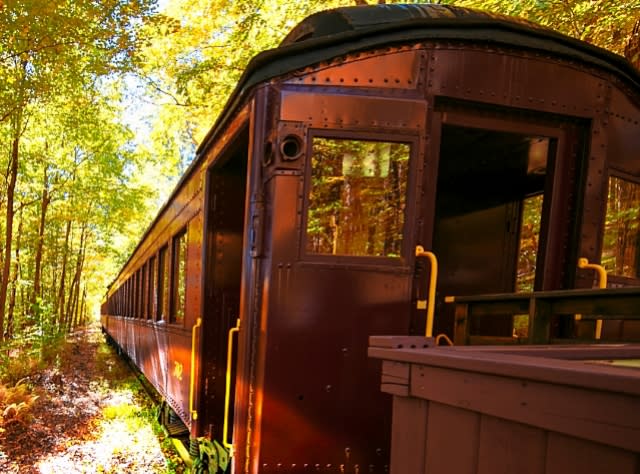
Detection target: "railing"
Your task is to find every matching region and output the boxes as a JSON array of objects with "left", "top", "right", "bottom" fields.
[{"left": 447, "top": 287, "right": 640, "bottom": 345}]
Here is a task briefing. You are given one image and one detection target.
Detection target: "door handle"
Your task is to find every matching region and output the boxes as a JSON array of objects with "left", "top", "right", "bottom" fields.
[
  {"left": 189, "top": 317, "right": 202, "bottom": 421},
  {"left": 223, "top": 318, "right": 241, "bottom": 455},
  {"left": 416, "top": 246, "right": 438, "bottom": 338}
]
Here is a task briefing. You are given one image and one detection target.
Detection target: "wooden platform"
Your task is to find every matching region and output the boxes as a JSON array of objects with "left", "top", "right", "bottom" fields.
[{"left": 369, "top": 338, "right": 640, "bottom": 474}]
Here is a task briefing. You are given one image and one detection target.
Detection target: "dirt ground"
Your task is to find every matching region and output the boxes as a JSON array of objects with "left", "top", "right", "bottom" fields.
[{"left": 0, "top": 326, "right": 184, "bottom": 473}]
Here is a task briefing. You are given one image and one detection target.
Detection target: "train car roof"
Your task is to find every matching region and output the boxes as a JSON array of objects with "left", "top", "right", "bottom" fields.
[
  {"left": 107, "top": 4, "right": 640, "bottom": 292},
  {"left": 196, "top": 3, "right": 640, "bottom": 157}
]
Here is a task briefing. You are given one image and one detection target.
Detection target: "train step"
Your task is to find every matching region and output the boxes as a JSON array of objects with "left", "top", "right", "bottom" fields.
[{"left": 166, "top": 418, "right": 189, "bottom": 437}]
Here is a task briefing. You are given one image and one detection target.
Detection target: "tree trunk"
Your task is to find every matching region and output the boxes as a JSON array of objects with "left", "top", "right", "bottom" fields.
[
  {"left": 33, "top": 164, "right": 50, "bottom": 307},
  {"left": 51, "top": 242, "right": 60, "bottom": 316},
  {"left": 78, "top": 286, "right": 87, "bottom": 328},
  {"left": 57, "top": 220, "right": 72, "bottom": 329},
  {"left": 0, "top": 60, "right": 27, "bottom": 344},
  {"left": 66, "top": 224, "right": 86, "bottom": 332},
  {"left": 0, "top": 122, "right": 21, "bottom": 343},
  {"left": 6, "top": 207, "right": 23, "bottom": 340},
  {"left": 625, "top": 19, "right": 640, "bottom": 70}
]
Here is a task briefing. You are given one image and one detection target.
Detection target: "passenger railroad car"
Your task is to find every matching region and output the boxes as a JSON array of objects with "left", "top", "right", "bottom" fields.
[{"left": 101, "top": 4, "right": 640, "bottom": 473}]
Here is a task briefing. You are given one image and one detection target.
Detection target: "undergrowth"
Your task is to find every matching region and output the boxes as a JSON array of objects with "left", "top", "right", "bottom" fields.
[
  {"left": 0, "top": 380, "right": 39, "bottom": 428},
  {"left": 0, "top": 329, "right": 67, "bottom": 431},
  {"left": 95, "top": 337, "right": 185, "bottom": 473},
  {"left": 0, "top": 326, "right": 185, "bottom": 473}
]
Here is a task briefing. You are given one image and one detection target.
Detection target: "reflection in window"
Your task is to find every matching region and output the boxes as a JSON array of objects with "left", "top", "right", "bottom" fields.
[
  {"left": 135, "top": 270, "right": 141, "bottom": 318},
  {"left": 125, "top": 280, "right": 130, "bottom": 316},
  {"left": 128, "top": 279, "right": 133, "bottom": 317},
  {"left": 306, "top": 138, "right": 410, "bottom": 257},
  {"left": 158, "top": 246, "right": 169, "bottom": 320},
  {"left": 171, "top": 230, "right": 187, "bottom": 324},
  {"left": 148, "top": 257, "right": 156, "bottom": 320},
  {"left": 129, "top": 279, "right": 133, "bottom": 317},
  {"left": 602, "top": 176, "right": 640, "bottom": 278},
  {"left": 141, "top": 264, "right": 148, "bottom": 319},
  {"left": 516, "top": 194, "right": 543, "bottom": 291}
]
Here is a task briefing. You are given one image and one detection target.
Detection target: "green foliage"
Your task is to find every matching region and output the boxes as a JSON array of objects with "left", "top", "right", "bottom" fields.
[
  {"left": 0, "top": 0, "right": 637, "bottom": 356},
  {"left": 0, "top": 309, "right": 66, "bottom": 385},
  {"left": 0, "top": 0, "right": 162, "bottom": 343},
  {"left": 444, "top": 0, "right": 640, "bottom": 56},
  {"left": 96, "top": 339, "right": 186, "bottom": 473},
  {"left": 137, "top": 0, "right": 350, "bottom": 165}
]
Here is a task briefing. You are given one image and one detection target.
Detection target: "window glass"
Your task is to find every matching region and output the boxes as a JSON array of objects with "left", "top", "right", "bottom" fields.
[
  {"left": 148, "top": 257, "right": 156, "bottom": 320},
  {"left": 171, "top": 230, "right": 187, "bottom": 324},
  {"left": 134, "top": 272, "right": 139, "bottom": 318},
  {"left": 136, "top": 270, "right": 142, "bottom": 318},
  {"left": 306, "top": 137, "right": 410, "bottom": 257},
  {"left": 158, "top": 246, "right": 169, "bottom": 320},
  {"left": 602, "top": 176, "right": 640, "bottom": 278},
  {"left": 127, "top": 279, "right": 132, "bottom": 317},
  {"left": 516, "top": 194, "right": 544, "bottom": 291},
  {"left": 141, "top": 264, "right": 148, "bottom": 319}
]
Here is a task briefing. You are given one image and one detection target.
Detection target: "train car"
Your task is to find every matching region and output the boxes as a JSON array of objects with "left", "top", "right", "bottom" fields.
[{"left": 101, "top": 4, "right": 640, "bottom": 473}]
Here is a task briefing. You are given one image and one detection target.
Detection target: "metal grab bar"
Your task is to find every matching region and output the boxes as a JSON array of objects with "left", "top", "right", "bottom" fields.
[
  {"left": 416, "top": 246, "right": 438, "bottom": 338},
  {"left": 577, "top": 258, "right": 607, "bottom": 340},
  {"left": 223, "top": 318, "right": 241, "bottom": 455},
  {"left": 189, "top": 318, "right": 202, "bottom": 421},
  {"left": 189, "top": 317, "right": 202, "bottom": 421}
]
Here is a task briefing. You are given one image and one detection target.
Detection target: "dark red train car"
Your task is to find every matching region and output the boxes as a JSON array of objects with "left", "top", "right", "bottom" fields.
[{"left": 101, "top": 4, "right": 640, "bottom": 473}]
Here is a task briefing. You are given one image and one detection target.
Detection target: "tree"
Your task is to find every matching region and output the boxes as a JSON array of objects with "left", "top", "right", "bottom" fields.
[
  {"left": 135, "top": 0, "right": 355, "bottom": 172},
  {"left": 626, "top": 19, "right": 640, "bottom": 69},
  {"left": 0, "top": 0, "right": 157, "bottom": 341},
  {"left": 444, "top": 0, "right": 640, "bottom": 56}
]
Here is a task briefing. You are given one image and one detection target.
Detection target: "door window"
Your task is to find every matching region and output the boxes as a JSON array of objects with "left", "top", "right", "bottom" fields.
[
  {"left": 305, "top": 137, "right": 410, "bottom": 258},
  {"left": 516, "top": 193, "right": 544, "bottom": 292},
  {"left": 602, "top": 175, "right": 640, "bottom": 278}
]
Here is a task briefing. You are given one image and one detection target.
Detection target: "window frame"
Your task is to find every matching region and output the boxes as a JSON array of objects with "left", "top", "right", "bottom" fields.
[
  {"left": 148, "top": 256, "right": 157, "bottom": 321},
  {"left": 301, "top": 129, "right": 418, "bottom": 267},
  {"left": 158, "top": 244, "right": 170, "bottom": 321},
  {"left": 133, "top": 271, "right": 139, "bottom": 318},
  {"left": 601, "top": 168, "right": 640, "bottom": 283},
  {"left": 142, "top": 262, "right": 148, "bottom": 320},
  {"left": 170, "top": 227, "right": 188, "bottom": 326}
]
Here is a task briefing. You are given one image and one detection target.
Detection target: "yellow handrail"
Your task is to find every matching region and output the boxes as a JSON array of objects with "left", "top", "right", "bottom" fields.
[
  {"left": 577, "top": 257, "right": 607, "bottom": 340},
  {"left": 189, "top": 317, "right": 202, "bottom": 421},
  {"left": 416, "top": 246, "right": 438, "bottom": 338},
  {"left": 223, "top": 318, "right": 241, "bottom": 454},
  {"left": 435, "top": 333, "right": 454, "bottom": 346}
]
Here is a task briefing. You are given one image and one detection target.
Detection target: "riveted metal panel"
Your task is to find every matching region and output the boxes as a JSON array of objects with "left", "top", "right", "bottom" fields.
[
  {"left": 606, "top": 87, "right": 640, "bottom": 176},
  {"left": 427, "top": 47, "right": 607, "bottom": 117},
  {"left": 284, "top": 48, "right": 426, "bottom": 91},
  {"left": 576, "top": 90, "right": 611, "bottom": 291},
  {"left": 280, "top": 90, "right": 427, "bottom": 131}
]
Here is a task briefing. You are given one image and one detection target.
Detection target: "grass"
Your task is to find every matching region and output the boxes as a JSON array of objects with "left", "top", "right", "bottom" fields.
[
  {"left": 85, "top": 335, "right": 187, "bottom": 474},
  {"left": 0, "top": 325, "right": 186, "bottom": 473}
]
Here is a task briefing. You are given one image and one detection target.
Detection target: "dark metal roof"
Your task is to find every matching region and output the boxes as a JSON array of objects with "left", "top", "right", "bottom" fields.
[
  {"left": 280, "top": 4, "right": 545, "bottom": 45},
  {"left": 197, "top": 3, "right": 640, "bottom": 156}
]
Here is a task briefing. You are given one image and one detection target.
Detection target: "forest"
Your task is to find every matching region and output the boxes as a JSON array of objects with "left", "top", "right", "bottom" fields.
[
  {"left": 0, "top": 0, "right": 639, "bottom": 397},
  {"left": 0, "top": 0, "right": 638, "bottom": 470}
]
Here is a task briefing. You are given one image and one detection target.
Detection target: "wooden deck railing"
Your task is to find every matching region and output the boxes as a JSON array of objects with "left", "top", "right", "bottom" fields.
[{"left": 447, "top": 287, "right": 640, "bottom": 345}]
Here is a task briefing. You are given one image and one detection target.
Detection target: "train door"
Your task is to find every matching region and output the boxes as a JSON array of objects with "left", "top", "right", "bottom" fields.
[
  {"left": 421, "top": 106, "right": 585, "bottom": 338},
  {"left": 197, "top": 127, "right": 248, "bottom": 445}
]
